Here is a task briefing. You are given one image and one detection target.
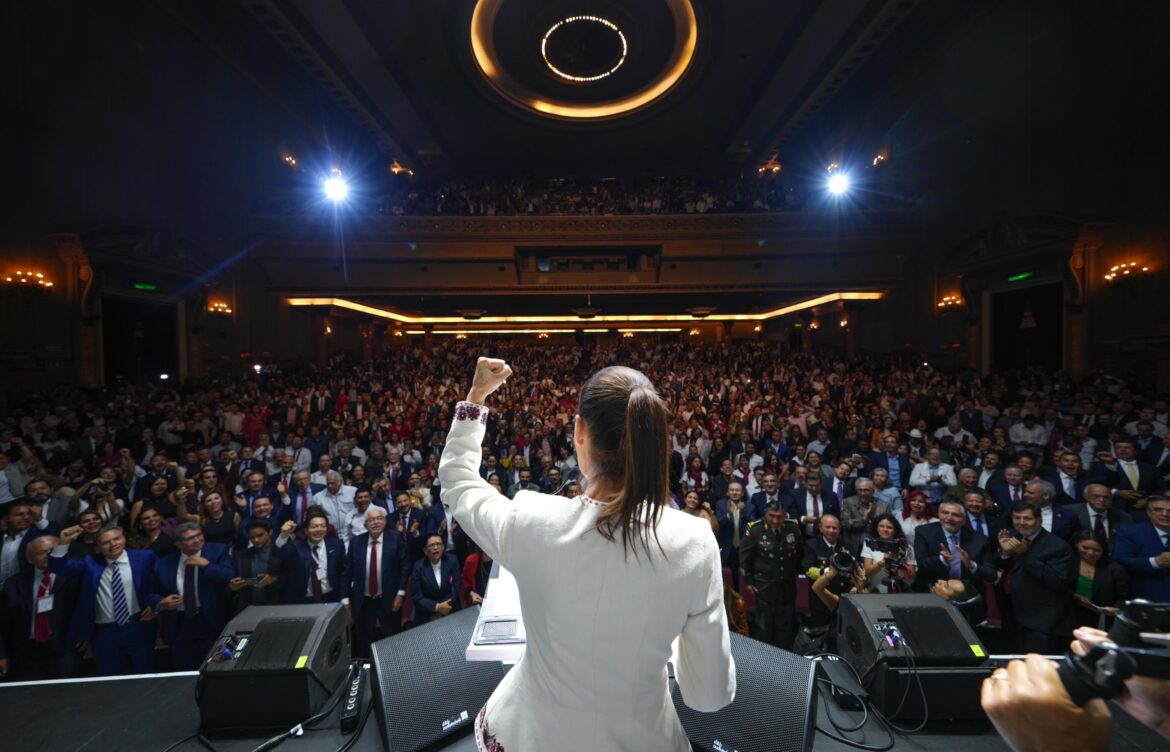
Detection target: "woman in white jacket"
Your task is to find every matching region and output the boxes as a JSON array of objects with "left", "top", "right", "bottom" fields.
[{"left": 439, "top": 358, "right": 735, "bottom": 751}]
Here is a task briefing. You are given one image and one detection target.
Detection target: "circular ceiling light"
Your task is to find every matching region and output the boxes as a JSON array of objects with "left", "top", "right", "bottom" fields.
[
  {"left": 470, "top": 0, "right": 698, "bottom": 121},
  {"left": 541, "top": 15, "right": 628, "bottom": 83}
]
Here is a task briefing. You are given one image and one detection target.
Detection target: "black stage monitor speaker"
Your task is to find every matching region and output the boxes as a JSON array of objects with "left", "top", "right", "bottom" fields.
[
  {"left": 370, "top": 607, "right": 507, "bottom": 752},
  {"left": 197, "top": 604, "right": 350, "bottom": 734},
  {"left": 671, "top": 632, "right": 817, "bottom": 752},
  {"left": 836, "top": 593, "right": 992, "bottom": 721}
]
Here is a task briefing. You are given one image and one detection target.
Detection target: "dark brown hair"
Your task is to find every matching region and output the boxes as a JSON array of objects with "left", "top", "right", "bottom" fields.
[{"left": 578, "top": 366, "right": 671, "bottom": 558}]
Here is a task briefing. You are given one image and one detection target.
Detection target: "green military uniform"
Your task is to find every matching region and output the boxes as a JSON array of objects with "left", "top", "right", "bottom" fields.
[{"left": 740, "top": 517, "right": 803, "bottom": 649}]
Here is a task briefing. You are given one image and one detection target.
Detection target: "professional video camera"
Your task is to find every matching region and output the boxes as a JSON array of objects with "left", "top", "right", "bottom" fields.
[
  {"left": 1059, "top": 599, "right": 1170, "bottom": 705},
  {"left": 806, "top": 550, "right": 857, "bottom": 580},
  {"left": 865, "top": 537, "right": 911, "bottom": 589}
]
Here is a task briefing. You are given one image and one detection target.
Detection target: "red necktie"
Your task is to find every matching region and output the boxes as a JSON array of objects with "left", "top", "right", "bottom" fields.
[
  {"left": 812, "top": 493, "right": 820, "bottom": 518},
  {"left": 1012, "top": 486, "right": 1021, "bottom": 503},
  {"left": 368, "top": 539, "right": 379, "bottom": 597},
  {"left": 310, "top": 544, "right": 324, "bottom": 600},
  {"left": 34, "top": 571, "right": 51, "bottom": 643},
  {"left": 301, "top": 491, "right": 310, "bottom": 523}
]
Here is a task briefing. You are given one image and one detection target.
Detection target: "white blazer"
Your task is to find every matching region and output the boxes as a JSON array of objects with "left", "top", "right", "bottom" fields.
[{"left": 440, "top": 402, "right": 735, "bottom": 751}]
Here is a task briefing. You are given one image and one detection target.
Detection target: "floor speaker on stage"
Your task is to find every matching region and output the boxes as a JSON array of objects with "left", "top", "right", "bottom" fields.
[
  {"left": 370, "top": 608, "right": 507, "bottom": 752},
  {"left": 835, "top": 593, "right": 992, "bottom": 721},
  {"left": 197, "top": 604, "right": 350, "bottom": 734},
  {"left": 671, "top": 632, "right": 817, "bottom": 752}
]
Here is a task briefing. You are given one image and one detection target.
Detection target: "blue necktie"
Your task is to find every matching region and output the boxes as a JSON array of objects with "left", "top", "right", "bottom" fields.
[
  {"left": 109, "top": 562, "right": 131, "bottom": 626},
  {"left": 948, "top": 534, "right": 962, "bottom": 578}
]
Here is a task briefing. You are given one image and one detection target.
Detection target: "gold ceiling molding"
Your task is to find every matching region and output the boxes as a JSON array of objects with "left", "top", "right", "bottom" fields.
[{"left": 286, "top": 292, "right": 883, "bottom": 325}]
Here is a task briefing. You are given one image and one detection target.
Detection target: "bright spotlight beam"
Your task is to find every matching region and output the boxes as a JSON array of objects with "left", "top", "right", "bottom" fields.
[
  {"left": 323, "top": 175, "right": 349, "bottom": 202},
  {"left": 828, "top": 173, "right": 850, "bottom": 195}
]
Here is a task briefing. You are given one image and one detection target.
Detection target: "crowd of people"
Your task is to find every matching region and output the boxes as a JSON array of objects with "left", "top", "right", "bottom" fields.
[
  {"left": 253, "top": 174, "right": 812, "bottom": 216},
  {"left": 1, "top": 340, "right": 1168, "bottom": 679}
]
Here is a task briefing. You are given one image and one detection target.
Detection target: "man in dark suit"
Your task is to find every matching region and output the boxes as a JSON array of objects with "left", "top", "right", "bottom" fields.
[
  {"left": 784, "top": 474, "right": 839, "bottom": 539},
  {"left": 838, "top": 478, "right": 892, "bottom": 553},
  {"left": 426, "top": 498, "right": 470, "bottom": 564},
  {"left": 279, "top": 470, "right": 326, "bottom": 530},
  {"left": 1, "top": 501, "right": 59, "bottom": 590},
  {"left": 827, "top": 462, "right": 856, "bottom": 512},
  {"left": 308, "top": 387, "right": 333, "bottom": 422},
  {"left": 715, "top": 482, "right": 750, "bottom": 583},
  {"left": 777, "top": 466, "right": 807, "bottom": 499},
  {"left": 410, "top": 535, "right": 463, "bottom": 624},
  {"left": 0, "top": 535, "right": 80, "bottom": 680},
  {"left": 1022, "top": 479, "right": 1077, "bottom": 540},
  {"left": 275, "top": 513, "right": 344, "bottom": 604},
  {"left": 748, "top": 473, "right": 783, "bottom": 520},
  {"left": 996, "top": 503, "right": 1076, "bottom": 654},
  {"left": 267, "top": 454, "right": 297, "bottom": 492},
  {"left": 132, "top": 452, "right": 180, "bottom": 501},
  {"left": 957, "top": 400, "right": 985, "bottom": 438},
  {"left": 1074, "top": 484, "right": 1132, "bottom": 553},
  {"left": 1043, "top": 452, "right": 1091, "bottom": 506},
  {"left": 1090, "top": 439, "right": 1163, "bottom": 514},
  {"left": 50, "top": 524, "right": 158, "bottom": 675},
  {"left": 389, "top": 492, "right": 426, "bottom": 567},
  {"left": 870, "top": 436, "right": 911, "bottom": 492},
  {"left": 341, "top": 506, "right": 408, "bottom": 658},
  {"left": 382, "top": 449, "right": 414, "bottom": 492},
  {"left": 150, "top": 522, "right": 233, "bottom": 671},
  {"left": 963, "top": 491, "right": 1001, "bottom": 542},
  {"left": 1111, "top": 495, "right": 1170, "bottom": 602},
  {"left": 989, "top": 466, "right": 1028, "bottom": 513},
  {"left": 228, "top": 519, "right": 292, "bottom": 615},
  {"left": 913, "top": 501, "right": 996, "bottom": 591}
]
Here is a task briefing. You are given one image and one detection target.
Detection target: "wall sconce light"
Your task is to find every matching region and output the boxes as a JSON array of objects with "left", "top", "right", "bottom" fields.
[
  {"left": 537, "top": 332, "right": 550, "bottom": 339},
  {"left": 688, "top": 328, "right": 700, "bottom": 336},
  {"left": 839, "top": 318, "right": 849, "bottom": 328},
  {"left": 1103, "top": 261, "right": 1149, "bottom": 283},
  {"left": 324, "top": 324, "right": 333, "bottom": 335},
  {"left": 622, "top": 331, "right": 634, "bottom": 338},
  {"left": 809, "top": 321, "right": 819, "bottom": 330},
  {"left": 208, "top": 301, "right": 233, "bottom": 315},
  {"left": 455, "top": 333, "right": 467, "bottom": 340},
  {"left": 5, "top": 270, "right": 54, "bottom": 291},
  {"left": 393, "top": 330, "right": 404, "bottom": 337},
  {"left": 753, "top": 324, "right": 762, "bottom": 333},
  {"left": 937, "top": 294, "right": 963, "bottom": 308}
]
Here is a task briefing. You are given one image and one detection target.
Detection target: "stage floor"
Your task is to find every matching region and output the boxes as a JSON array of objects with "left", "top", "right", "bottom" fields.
[{"left": 0, "top": 670, "right": 1163, "bottom": 752}]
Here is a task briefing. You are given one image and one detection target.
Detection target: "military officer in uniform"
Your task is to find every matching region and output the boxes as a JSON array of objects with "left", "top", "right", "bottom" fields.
[{"left": 740, "top": 500, "right": 803, "bottom": 649}]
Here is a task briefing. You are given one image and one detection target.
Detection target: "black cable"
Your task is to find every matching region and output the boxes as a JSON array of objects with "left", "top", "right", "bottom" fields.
[
  {"left": 816, "top": 677, "right": 869, "bottom": 732},
  {"left": 876, "top": 644, "right": 931, "bottom": 735},
  {"left": 159, "top": 733, "right": 200, "bottom": 752},
  {"left": 808, "top": 653, "right": 896, "bottom": 750},
  {"left": 813, "top": 680, "right": 896, "bottom": 751},
  {"left": 246, "top": 661, "right": 360, "bottom": 752}
]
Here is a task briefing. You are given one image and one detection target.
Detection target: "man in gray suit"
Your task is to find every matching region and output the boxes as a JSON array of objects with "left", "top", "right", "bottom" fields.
[
  {"left": 1075, "top": 483, "right": 1131, "bottom": 553},
  {"left": 23, "top": 479, "right": 71, "bottom": 528},
  {"left": 839, "top": 478, "right": 892, "bottom": 553}
]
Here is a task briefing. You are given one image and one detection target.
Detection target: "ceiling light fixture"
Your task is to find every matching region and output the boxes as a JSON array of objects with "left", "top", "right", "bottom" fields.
[{"left": 542, "top": 16, "right": 628, "bottom": 83}]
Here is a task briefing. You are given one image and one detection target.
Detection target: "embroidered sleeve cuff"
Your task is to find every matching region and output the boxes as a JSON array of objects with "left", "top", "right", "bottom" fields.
[{"left": 454, "top": 401, "right": 490, "bottom": 426}]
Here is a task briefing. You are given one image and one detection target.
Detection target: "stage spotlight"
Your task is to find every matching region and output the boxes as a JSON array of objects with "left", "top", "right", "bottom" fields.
[
  {"left": 253, "top": 364, "right": 262, "bottom": 374},
  {"left": 159, "top": 373, "right": 169, "bottom": 380},
  {"left": 828, "top": 173, "right": 850, "bottom": 195},
  {"left": 323, "top": 172, "right": 349, "bottom": 202}
]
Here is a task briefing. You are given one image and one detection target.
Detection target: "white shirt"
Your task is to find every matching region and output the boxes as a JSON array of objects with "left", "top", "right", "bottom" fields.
[
  {"left": 310, "top": 471, "right": 331, "bottom": 486},
  {"left": 348, "top": 507, "right": 373, "bottom": 541},
  {"left": 438, "top": 402, "right": 735, "bottom": 752},
  {"left": 1040, "top": 505, "right": 1054, "bottom": 532},
  {"left": 1058, "top": 472, "right": 1078, "bottom": 499},
  {"left": 313, "top": 486, "right": 357, "bottom": 545},
  {"left": 306, "top": 541, "right": 333, "bottom": 597},
  {"left": 96, "top": 552, "right": 140, "bottom": 624},
  {"left": 290, "top": 447, "right": 313, "bottom": 471},
  {"left": 431, "top": 559, "right": 444, "bottom": 588},
  {"left": 177, "top": 550, "right": 201, "bottom": 607},
  {"left": 977, "top": 468, "right": 997, "bottom": 489}
]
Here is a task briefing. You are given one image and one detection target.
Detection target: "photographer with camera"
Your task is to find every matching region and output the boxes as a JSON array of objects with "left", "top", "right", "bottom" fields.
[
  {"left": 810, "top": 549, "right": 870, "bottom": 629},
  {"left": 860, "top": 512, "right": 917, "bottom": 592}
]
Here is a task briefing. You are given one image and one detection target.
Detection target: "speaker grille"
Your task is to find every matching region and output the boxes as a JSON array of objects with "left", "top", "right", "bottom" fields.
[
  {"left": 370, "top": 608, "right": 506, "bottom": 752},
  {"left": 671, "top": 632, "right": 816, "bottom": 752}
]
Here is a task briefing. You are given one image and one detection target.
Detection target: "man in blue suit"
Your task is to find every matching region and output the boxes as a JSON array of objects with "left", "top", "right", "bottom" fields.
[
  {"left": 51, "top": 524, "right": 158, "bottom": 676},
  {"left": 1112, "top": 495, "right": 1170, "bottom": 601},
  {"left": 149, "top": 522, "right": 233, "bottom": 671},
  {"left": 748, "top": 473, "right": 784, "bottom": 520},
  {"left": 275, "top": 512, "right": 344, "bottom": 604},
  {"left": 411, "top": 535, "right": 462, "bottom": 624},
  {"left": 1043, "top": 452, "right": 1091, "bottom": 506},
  {"left": 869, "top": 436, "right": 911, "bottom": 492},
  {"left": 389, "top": 491, "right": 427, "bottom": 567},
  {"left": 784, "top": 474, "right": 840, "bottom": 539},
  {"left": 426, "top": 498, "right": 470, "bottom": 563},
  {"left": 341, "top": 506, "right": 408, "bottom": 658}
]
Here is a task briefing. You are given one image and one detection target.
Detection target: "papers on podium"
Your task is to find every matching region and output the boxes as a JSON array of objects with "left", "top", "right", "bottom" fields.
[{"left": 466, "top": 561, "right": 526, "bottom": 663}]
